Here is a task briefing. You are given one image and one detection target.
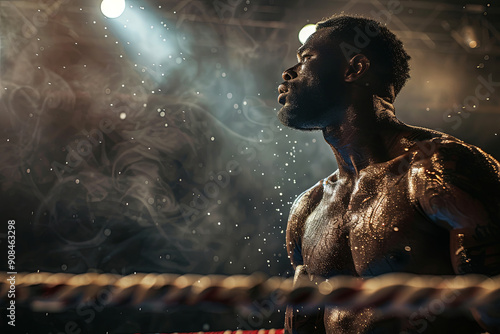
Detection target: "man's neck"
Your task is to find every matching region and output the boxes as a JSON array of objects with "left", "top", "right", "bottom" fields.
[{"left": 322, "top": 95, "right": 408, "bottom": 178}]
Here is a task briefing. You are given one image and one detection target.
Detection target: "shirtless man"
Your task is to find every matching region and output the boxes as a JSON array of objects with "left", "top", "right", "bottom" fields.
[{"left": 277, "top": 15, "right": 500, "bottom": 333}]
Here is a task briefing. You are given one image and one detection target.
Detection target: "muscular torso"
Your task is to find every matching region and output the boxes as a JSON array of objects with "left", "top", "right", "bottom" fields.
[
  {"left": 300, "top": 165, "right": 452, "bottom": 279},
  {"left": 286, "top": 136, "right": 496, "bottom": 333}
]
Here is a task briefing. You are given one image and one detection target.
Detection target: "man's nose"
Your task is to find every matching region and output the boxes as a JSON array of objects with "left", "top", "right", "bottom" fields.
[{"left": 282, "top": 65, "right": 298, "bottom": 81}]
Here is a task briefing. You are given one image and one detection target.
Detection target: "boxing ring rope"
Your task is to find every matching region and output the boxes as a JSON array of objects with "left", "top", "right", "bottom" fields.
[
  {"left": 2, "top": 271, "right": 500, "bottom": 315},
  {"left": 168, "top": 331, "right": 282, "bottom": 334}
]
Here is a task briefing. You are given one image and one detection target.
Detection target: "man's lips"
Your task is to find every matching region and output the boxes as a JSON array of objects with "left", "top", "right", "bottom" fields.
[
  {"left": 278, "top": 83, "right": 288, "bottom": 105},
  {"left": 278, "top": 83, "right": 288, "bottom": 94}
]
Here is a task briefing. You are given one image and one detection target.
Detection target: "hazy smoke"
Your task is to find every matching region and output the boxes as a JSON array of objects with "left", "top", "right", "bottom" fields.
[{"left": 0, "top": 0, "right": 309, "bottom": 278}]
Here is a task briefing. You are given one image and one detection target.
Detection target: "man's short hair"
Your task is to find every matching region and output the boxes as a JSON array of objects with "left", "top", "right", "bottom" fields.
[{"left": 316, "top": 14, "right": 411, "bottom": 96}]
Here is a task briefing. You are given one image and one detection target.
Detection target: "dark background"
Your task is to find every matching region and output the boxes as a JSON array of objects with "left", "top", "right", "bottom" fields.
[{"left": 0, "top": 0, "right": 499, "bottom": 332}]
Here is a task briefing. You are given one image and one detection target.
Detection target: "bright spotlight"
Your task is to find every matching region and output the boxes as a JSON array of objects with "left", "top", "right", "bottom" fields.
[
  {"left": 298, "top": 24, "right": 316, "bottom": 44},
  {"left": 462, "top": 25, "right": 480, "bottom": 49},
  {"left": 468, "top": 40, "right": 478, "bottom": 48},
  {"left": 101, "top": 0, "right": 126, "bottom": 19}
]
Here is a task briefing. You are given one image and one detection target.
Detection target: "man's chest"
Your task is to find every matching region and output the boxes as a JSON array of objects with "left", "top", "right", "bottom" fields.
[{"left": 300, "top": 175, "right": 451, "bottom": 277}]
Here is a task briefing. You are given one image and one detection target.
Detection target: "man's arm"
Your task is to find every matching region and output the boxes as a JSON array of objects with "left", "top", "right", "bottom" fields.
[
  {"left": 285, "top": 183, "right": 326, "bottom": 334},
  {"left": 410, "top": 139, "right": 500, "bottom": 331}
]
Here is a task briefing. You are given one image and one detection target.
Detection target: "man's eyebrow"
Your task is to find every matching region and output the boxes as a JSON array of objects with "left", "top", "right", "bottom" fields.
[{"left": 297, "top": 46, "right": 310, "bottom": 57}]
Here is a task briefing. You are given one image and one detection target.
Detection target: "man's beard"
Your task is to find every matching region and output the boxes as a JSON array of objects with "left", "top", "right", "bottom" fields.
[{"left": 277, "top": 87, "right": 339, "bottom": 130}]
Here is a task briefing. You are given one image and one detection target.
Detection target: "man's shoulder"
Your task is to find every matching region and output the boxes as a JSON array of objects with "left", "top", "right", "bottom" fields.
[
  {"left": 411, "top": 136, "right": 499, "bottom": 172},
  {"left": 290, "top": 179, "right": 324, "bottom": 216},
  {"left": 287, "top": 172, "right": 337, "bottom": 228},
  {"left": 408, "top": 136, "right": 500, "bottom": 191}
]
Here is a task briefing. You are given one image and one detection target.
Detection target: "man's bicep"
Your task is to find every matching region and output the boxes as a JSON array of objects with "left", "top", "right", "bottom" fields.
[
  {"left": 410, "top": 141, "right": 500, "bottom": 274},
  {"left": 415, "top": 172, "right": 500, "bottom": 275},
  {"left": 419, "top": 178, "right": 500, "bottom": 331},
  {"left": 417, "top": 181, "right": 492, "bottom": 230}
]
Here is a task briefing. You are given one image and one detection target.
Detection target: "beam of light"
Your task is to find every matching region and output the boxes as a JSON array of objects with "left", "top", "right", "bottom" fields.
[
  {"left": 106, "top": 5, "right": 177, "bottom": 82},
  {"left": 101, "top": 0, "right": 126, "bottom": 19},
  {"left": 298, "top": 24, "right": 316, "bottom": 44}
]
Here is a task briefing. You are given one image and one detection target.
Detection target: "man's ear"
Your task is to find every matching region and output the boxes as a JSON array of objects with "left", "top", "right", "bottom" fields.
[{"left": 344, "top": 54, "right": 370, "bottom": 82}]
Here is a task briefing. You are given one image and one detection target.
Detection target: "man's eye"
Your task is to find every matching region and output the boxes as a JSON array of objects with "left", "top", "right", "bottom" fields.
[{"left": 302, "top": 55, "right": 312, "bottom": 62}]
